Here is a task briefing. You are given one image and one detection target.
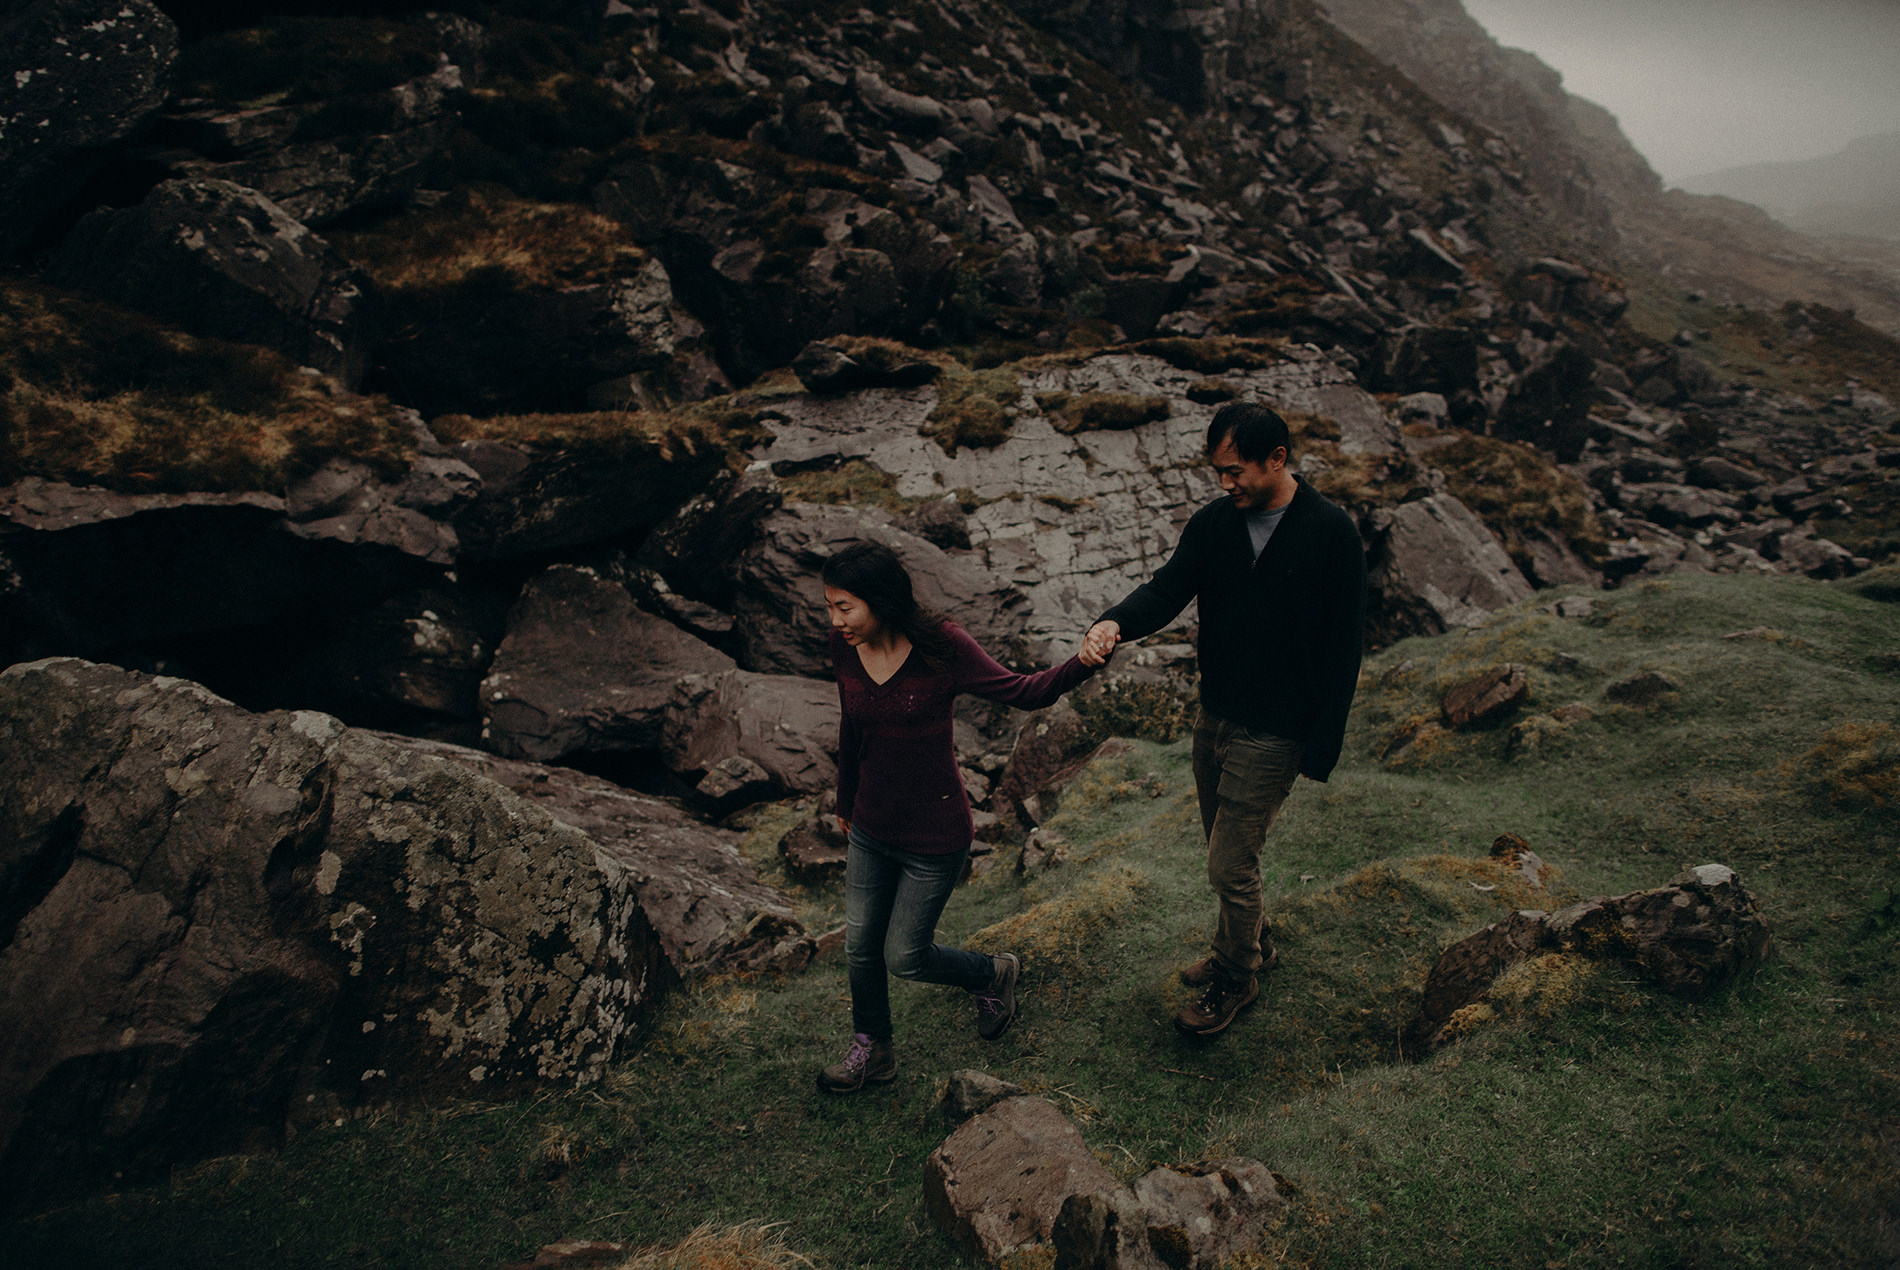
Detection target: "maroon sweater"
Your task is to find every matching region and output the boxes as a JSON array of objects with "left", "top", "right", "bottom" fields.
[{"left": 832, "top": 622, "right": 1095, "bottom": 854}]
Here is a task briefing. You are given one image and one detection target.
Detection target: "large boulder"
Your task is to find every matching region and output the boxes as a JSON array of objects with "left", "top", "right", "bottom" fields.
[
  {"left": 448, "top": 435, "right": 735, "bottom": 562},
  {"left": 378, "top": 735, "right": 814, "bottom": 979},
  {"left": 661, "top": 669, "right": 840, "bottom": 802},
  {"left": 730, "top": 501, "right": 1031, "bottom": 676},
  {"left": 0, "top": 659, "right": 658, "bottom": 1205},
  {"left": 0, "top": 0, "right": 178, "bottom": 256},
  {"left": 157, "top": 18, "right": 482, "bottom": 229},
  {"left": 481, "top": 564, "right": 736, "bottom": 763},
  {"left": 924, "top": 1095, "right": 1125, "bottom": 1264},
  {"left": 288, "top": 585, "right": 500, "bottom": 728},
  {"left": 1365, "top": 494, "right": 1535, "bottom": 644},
  {"left": 46, "top": 179, "right": 376, "bottom": 388}
]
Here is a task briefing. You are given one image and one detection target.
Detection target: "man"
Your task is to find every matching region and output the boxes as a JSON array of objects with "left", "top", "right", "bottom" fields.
[{"left": 1083, "top": 401, "right": 1366, "bottom": 1037}]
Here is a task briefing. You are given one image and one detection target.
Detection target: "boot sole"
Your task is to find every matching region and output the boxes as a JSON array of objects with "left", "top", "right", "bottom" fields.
[
  {"left": 1174, "top": 978, "right": 1260, "bottom": 1036},
  {"left": 816, "top": 1070, "right": 897, "bottom": 1095}
]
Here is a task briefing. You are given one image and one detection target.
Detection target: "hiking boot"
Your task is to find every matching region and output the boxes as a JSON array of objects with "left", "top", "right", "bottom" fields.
[
  {"left": 972, "top": 952, "right": 1021, "bottom": 1041},
  {"left": 1179, "top": 938, "right": 1277, "bottom": 986},
  {"left": 1174, "top": 973, "right": 1259, "bottom": 1037},
  {"left": 816, "top": 1033, "right": 896, "bottom": 1094}
]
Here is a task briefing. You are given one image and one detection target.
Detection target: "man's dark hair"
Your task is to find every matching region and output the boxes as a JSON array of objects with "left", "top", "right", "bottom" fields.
[
  {"left": 821, "top": 540, "right": 954, "bottom": 671},
  {"left": 1206, "top": 402, "right": 1291, "bottom": 462}
]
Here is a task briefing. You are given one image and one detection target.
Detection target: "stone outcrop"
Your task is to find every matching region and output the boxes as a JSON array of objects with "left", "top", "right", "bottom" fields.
[
  {"left": 730, "top": 501, "right": 1032, "bottom": 676},
  {"left": 1054, "top": 1158, "right": 1286, "bottom": 1270},
  {"left": 0, "top": 659, "right": 657, "bottom": 1205},
  {"left": 154, "top": 15, "right": 484, "bottom": 229},
  {"left": 0, "top": 0, "right": 179, "bottom": 255},
  {"left": 481, "top": 564, "right": 736, "bottom": 763},
  {"left": 1441, "top": 663, "right": 1529, "bottom": 728},
  {"left": 0, "top": 478, "right": 438, "bottom": 666},
  {"left": 447, "top": 437, "right": 736, "bottom": 562},
  {"left": 46, "top": 179, "right": 376, "bottom": 388},
  {"left": 377, "top": 254, "right": 719, "bottom": 418},
  {"left": 924, "top": 1095, "right": 1124, "bottom": 1263},
  {"left": 378, "top": 735, "right": 813, "bottom": 979},
  {"left": 1365, "top": 495, "right": 1536, "bottom": 644},
  {"left": 661, "top": 669, "right": 839, "bottom": 803},
  {"left": 1404, "top": 864, "right": 1772, "bottom": 1053}
]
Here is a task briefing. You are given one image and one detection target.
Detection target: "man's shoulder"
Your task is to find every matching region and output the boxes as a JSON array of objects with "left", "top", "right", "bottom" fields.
[{"left": 1291, "top": 480, "right": 1360, "bottom": 537}]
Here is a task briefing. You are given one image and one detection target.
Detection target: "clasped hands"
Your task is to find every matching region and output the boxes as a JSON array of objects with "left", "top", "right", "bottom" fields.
[{"left": 1078, "top": 619, "right": 1121, "bottom": 667}]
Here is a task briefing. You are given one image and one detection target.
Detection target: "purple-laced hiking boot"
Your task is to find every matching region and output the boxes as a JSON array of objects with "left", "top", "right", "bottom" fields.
[
  {"left": 816, "top": 1032, "right": 896, "bottom": 1094},
  {"left": 972, "top": 952, "right": 1021, "bottom": 1040}
]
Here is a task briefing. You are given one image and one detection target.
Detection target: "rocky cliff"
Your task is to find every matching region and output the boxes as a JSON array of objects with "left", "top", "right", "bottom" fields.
[{"left": 2, "top": 0, "right": 1898, "bottom": 1204}]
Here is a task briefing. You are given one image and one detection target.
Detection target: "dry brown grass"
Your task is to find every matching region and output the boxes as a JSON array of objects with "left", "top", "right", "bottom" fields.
[
  {"left": 1131, "top": 336, "right": 1279, "bottom": 373},
  {"left": 1794, "top": 721, "right": 1900, "bottom": 810},
  {"left": 922, "top": 365, "right": 1022, "bottom": 454},
  {"left": 966, "top": 865, "right": 1150, "bottom": 972},
  {"left": 613, "top": 1220, "right": 814, "bottom": 1270},
  {"left": 778, "top": 459, "right": 926, "bottom": 515},
  {"left": 0, "top": 278, "right": 416, "bottom": 493},
  {"left": 431, "top": 401, "right": 767, "bottom": 463},
  {"left": 1046, "top": 391, "right": 1171, "bottom": 435},
  {"left": 328, "top": 186, "right": 649, "bottom": 293},
  {"left": 1428, "top": 431, "right": 1609, "bottom": 567}
]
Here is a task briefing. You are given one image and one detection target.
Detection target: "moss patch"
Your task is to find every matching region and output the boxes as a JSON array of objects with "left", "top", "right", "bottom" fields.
[
  {"left": 0, "top": 278, "right": 416, "bottom": 493},
  {"left": 922, "top": 365, "right": 1022, "bottom": 454}
]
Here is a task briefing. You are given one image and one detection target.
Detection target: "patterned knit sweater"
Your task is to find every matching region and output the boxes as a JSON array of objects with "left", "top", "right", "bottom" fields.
[{"left": 832, "top": 622, "right": 1095, "bottom": 854}]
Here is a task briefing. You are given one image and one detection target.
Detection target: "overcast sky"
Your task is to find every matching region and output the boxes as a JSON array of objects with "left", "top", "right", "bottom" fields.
[{"left": 1459, "top": 0, "right": 1900, "bottom": 183}]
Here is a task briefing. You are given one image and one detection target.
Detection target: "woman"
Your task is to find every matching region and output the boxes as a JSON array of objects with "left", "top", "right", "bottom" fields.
[{"left": 817, "top": 541, "right": 1107, "bottom": 1095}]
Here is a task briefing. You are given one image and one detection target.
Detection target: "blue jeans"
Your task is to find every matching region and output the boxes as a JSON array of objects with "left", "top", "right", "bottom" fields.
[
  {"left": 1191, "top": 709, "right": 1302, "bottom": 980},
  {"left": 845, "top": 825, "right": 993, "bottom": 1041}
]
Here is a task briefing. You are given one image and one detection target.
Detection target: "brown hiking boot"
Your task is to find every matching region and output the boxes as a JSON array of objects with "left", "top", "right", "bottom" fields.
[
  {"left": 1179, "top": 938, "right": 1277, "bottom": 986},
  {"left": 1174, "top": 973, "right": 1259, "bottom": 1036},
  {"left": 816, "top": 1033, "right": 896, "bottom": 1094},
  {"left": 973, "top": 952, "right": 1021, "bottom": 1040}
]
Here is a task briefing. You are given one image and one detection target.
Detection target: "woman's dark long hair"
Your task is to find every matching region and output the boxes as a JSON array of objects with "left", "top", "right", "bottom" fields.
[{"left": 821, "top": 540, "right": 955, "bottom": 672}]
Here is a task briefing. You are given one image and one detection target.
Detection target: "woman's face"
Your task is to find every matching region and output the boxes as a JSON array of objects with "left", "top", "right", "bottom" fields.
[{"left": 824, "top": 585, "right": 884, "bottom": 645}]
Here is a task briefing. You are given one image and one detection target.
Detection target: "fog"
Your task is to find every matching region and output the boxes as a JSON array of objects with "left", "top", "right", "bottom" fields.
[{"left": 1459, "top": 0, "right": 1900, "bottom": 183}]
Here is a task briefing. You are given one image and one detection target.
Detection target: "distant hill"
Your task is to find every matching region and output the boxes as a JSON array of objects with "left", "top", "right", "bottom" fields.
[{"left": 1675, "top": 133, "right": 1900, "bottom": 242}]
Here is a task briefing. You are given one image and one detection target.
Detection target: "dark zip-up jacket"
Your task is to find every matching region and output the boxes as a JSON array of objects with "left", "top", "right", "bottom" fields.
[{"left": 1099, "top": 476, "right": 1366, "bottom": 781}]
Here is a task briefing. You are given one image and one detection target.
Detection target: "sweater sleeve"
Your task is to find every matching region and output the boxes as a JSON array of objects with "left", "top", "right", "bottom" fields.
[
  {"left": 1298, "top": 511, "right": 1368, "bottom": 782},
  {"left": 1098, "top": 505, "right": 1209, "bottom": 640},
  {"left": 946, "top": 623, "right": 1096, "bottom": 708}
]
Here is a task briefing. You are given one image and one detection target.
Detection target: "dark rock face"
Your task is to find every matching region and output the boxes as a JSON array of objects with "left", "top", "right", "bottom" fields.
[
  {"left": 0, "top": 659, "right": 656, "bottom": 1206},
  {"left": 377, "top": 256, "right": 711, "bottom": 418},
  {"left": 731, "top": 502, "right": 1031, "bottom": 677},
  {"left": 0, "top": 478, "right": 437, "bottom": 668},
  {"left": 46, "top": 179, "right": 376, "bottom": 388},
  {"left": 448, "top": 438, "right": 733, "bottom": 562},
  {"left": 155, "top": 17, "right": 481, "bottom": 229},
  {"left": 0, "top": 0, "right": 179, "bottom": 255},
  {"left": 376, "top": 735, "right": 813, "bottom": 980},
  {"left": 1404, "top": 864, "right": 1771, "bottom": 1054},
  {"left": 1364, "top": 495, "right": 1535, "bottom": 644},
  {"left": 661, "top": 669, "right": 840, "bottom": 801},
  {"left": 290, "top": 586, "right": 500, "bottom": 728},
  {"left": 480, "top": 564, "right": 736, "bottom": 763}
]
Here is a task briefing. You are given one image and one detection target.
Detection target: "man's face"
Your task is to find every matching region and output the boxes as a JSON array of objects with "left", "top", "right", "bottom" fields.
[{"left": 1209, "top": 438, "right": 1287, "bottom": 510}]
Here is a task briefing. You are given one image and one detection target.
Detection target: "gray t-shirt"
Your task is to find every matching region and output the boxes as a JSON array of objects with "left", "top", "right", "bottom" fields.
[{"left": 1245, "top": 503, "right": 1289, "bottom": 558}]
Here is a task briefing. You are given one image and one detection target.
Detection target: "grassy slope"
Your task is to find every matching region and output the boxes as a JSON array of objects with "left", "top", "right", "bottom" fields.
[{"left": 7, "top": 572, "right": 1897, "bottom": 1269}]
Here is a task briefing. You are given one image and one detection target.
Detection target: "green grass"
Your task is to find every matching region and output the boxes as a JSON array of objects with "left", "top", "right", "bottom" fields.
[{"left": 6, "top": 576, "right": 1897, "bottom": 1266}]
